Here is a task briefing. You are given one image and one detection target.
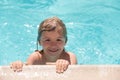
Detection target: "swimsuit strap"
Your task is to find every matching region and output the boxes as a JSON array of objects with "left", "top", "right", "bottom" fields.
[{"left": 35, "top": 49, "right": 44, "bottom": 55}]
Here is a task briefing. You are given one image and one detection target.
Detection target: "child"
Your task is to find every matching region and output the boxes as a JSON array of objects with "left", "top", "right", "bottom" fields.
[{"left": 10, "top": 17, "right": 77, "bottom": 73}]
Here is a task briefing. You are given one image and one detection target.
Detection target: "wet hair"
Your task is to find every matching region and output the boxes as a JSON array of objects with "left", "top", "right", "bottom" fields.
[{"left": 36, "top": 17, "right": 67, "bottom": 50}]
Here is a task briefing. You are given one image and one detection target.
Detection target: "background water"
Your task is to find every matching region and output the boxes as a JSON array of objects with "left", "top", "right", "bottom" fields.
[{"left": 0, "top": 0, "right": 120, "bottom": 65}]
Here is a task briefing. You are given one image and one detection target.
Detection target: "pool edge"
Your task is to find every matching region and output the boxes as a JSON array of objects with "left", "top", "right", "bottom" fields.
[{"left": 0, "top": 65, "right": 120, "bottom": 80}]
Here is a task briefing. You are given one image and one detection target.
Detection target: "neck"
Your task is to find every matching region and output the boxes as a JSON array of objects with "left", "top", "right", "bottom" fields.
[
  {"left": 43, "top": 50, "right": 65, "bottom": 62},
  {"left": 44, "top": 54, "right": 60, "bottom": 62}
]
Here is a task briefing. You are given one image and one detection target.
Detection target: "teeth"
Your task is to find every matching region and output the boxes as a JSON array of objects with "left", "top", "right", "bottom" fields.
[
  {"left": 51, "top": 50, "right": 57, "bottom": 52},
  {"left": 49, "top": 49, "right": 58, "bottom": 52}
]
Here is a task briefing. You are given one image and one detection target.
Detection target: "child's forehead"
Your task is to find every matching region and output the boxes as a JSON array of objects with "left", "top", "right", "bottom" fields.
[{"left": 41, "top": 31, "right": 64, "bottom": 38}]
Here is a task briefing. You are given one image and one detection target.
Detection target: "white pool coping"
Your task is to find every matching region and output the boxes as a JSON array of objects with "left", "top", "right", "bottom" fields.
[{"left": 0, "top": 65, "right": 120, "bottom": 80}]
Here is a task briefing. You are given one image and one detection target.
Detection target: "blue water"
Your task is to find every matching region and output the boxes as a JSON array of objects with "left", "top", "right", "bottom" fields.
[{"left": 0, "top": 0, "right": 120, "bottom": 65}]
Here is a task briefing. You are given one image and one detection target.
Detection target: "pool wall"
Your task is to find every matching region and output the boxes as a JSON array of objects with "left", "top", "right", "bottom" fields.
[{"left": 0, "top": 65, "right": 120, "bottom": 80}]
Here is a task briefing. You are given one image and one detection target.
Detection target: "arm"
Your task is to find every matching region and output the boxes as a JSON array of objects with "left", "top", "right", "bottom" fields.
[
  {"left": 56, "top": 52, "right": 77, "bottom": 73},
  {"left": 10, "top": 52, "right": 42, "bottom": 72},
  {"left": 68, "top": 52, "right": 77, "bottom": 64}
]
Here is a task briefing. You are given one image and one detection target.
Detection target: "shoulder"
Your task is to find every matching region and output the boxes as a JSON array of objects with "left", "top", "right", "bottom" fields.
[
  {"left": 66, "top": 52, "right": 77, "bottom": 64},
  {"left": 30, "top": 51, "right": 42, "bottom": 58},
  {"left": 26, "top": 51, "right": 43, "bottom": 64}
]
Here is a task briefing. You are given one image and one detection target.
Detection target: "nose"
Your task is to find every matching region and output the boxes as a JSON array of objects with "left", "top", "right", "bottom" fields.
[{"left": 50, "top": 41, "right": 57, "bottom": 47}]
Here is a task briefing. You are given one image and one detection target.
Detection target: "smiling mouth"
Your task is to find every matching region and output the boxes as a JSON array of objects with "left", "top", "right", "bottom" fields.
[{"left": 49, "top": 49, "right": 58, "bottom": 52}]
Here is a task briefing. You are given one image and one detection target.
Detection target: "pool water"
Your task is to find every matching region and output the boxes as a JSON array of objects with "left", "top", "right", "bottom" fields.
[{"left": 0, "top": 0, "right": 120, "bottom": 65}]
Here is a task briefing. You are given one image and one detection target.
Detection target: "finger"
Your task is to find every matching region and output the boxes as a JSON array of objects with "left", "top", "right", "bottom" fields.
[
  {"left": 60, "top": 61, "right": 64, "bottom": 73},
  {"left": 17, "top": 61, "right": 23, "bottom": 68},
  {"left": 56, "top": 60, "right": 62, "bottom": 73},
  {"left": 16, "top": 61, "right": 23, "bottom": 72},
  {"left": 63, "top": 61, "right": 69, "bottom": 71},
  {"left": 56, "top": 60, "right": 59, "bottom": 73},
  {"left": 10, "top": 61, "right": 23, "bottom": 72},
  {"left": 57, "top": 60, "right": 65, "bottom": 73},
  {"left": 62, "top": 62, "right": 66, "bottom": 71},
  {"left": 12, "top": 63, "right": 17, "bottom": 72},
  {"left": 16, "top": 68, "right": 22, "bottom": 72}
]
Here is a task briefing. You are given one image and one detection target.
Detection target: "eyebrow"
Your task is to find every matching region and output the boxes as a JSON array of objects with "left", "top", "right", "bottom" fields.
[
  {"left": 57, "top": 37, "right": 64, "bottom": 38},
  {"left": 42, "top": 36, "right": 64, "bottom": 39}
]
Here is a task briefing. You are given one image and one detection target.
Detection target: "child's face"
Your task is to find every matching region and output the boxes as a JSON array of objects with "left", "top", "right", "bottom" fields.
[{"left": 40, "top": 30, "right": 66, "bottom": 56}]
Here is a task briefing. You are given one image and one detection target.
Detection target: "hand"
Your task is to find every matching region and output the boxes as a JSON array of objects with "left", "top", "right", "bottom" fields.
[
  {"left": 10, "top": 61, "right": 23, "bottom": 72},
  {"left": 56, "top": 59, "right": 69, "bottom": 73}
]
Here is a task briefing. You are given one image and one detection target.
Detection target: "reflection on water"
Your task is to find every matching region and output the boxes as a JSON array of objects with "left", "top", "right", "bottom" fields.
[{"left": 0, "top": 0, "right": 120, "bottom": 65}]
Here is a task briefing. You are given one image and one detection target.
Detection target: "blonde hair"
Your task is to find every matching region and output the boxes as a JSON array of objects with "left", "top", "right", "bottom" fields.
[{"left": 36, "top": 17, "right": 67, "bottom": 50}]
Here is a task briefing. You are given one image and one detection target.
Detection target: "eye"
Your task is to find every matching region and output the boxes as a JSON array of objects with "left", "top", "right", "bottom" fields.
[
  {"left": 57, "top": 39, "right": 62, "bottom": 41},
  {"left": 43, "top": 39, "right": 50, "bottom": 42},
  {"left": 45, "top": 39, "right": 50, "bottom": 41}
]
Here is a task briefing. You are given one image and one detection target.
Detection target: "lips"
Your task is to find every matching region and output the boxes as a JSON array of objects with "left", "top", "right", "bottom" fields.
[{"left": 48, "top": 49, "right": 58, "bottom": 52}]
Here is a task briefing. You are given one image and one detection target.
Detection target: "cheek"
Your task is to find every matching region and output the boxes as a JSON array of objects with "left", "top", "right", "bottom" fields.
[
  {"left": 58, "top": 42, "right": 66, "bottom": 47},
  {"left": 39, "top": 41, "right": 48, "bottom": 48},
  {"left": 41, "top": 42, "right": 49, "bottom": 47}
]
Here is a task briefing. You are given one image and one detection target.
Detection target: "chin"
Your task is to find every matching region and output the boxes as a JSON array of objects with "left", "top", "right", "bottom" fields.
[{"left": 48, "top": 51, "right": 60, "bottom": 55}]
